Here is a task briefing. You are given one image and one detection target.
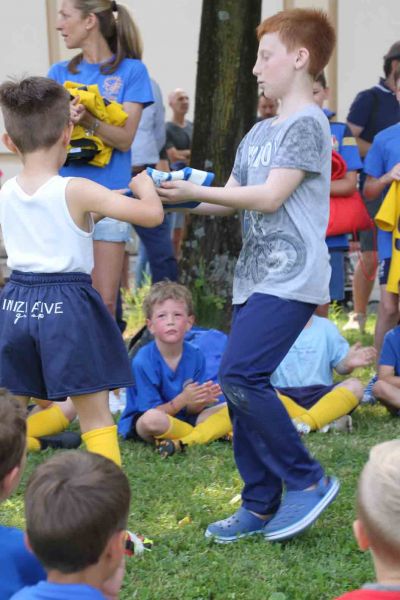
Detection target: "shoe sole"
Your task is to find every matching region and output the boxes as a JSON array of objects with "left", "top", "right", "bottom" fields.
[
  {"left": 264, "top": 478, "right": 340, "bottom": 542},
  {"left": 204, "top": 527, "right": 265, "bottom": 544}
]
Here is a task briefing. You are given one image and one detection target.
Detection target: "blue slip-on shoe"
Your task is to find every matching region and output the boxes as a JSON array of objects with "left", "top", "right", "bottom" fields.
[
  {"left": 205, "top": 506, "right": 271, "bottom": 543},
  {"left": 263, "top": 476, "right": 340, "bottom": 542},
  {"left": 361, "top": 374, "right": 378, "bottom": 405}
]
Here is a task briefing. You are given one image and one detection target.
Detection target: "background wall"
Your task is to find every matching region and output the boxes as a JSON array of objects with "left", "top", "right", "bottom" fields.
[{"left": 1, "top": 0, "right": 399, "bottom": 180}]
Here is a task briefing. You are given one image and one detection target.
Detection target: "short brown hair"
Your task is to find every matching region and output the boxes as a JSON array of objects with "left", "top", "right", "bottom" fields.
[
  {"left": 25, "top": 451, "right": 130, "bottom": 573},
  {"left": 143, "top": 281, "right": 194, "bottom": 319},
  {"left": 0, "top": 390, "right": 26, "bottom": 490},
  {"left": 357, "top": 440, "right": 400, "bottom": 561},
  {"left": 0, "top": 76, "right": 70, "bottom": 154},
  {"left": 256, "top": 9, "right": 336, "bottom": 78}
]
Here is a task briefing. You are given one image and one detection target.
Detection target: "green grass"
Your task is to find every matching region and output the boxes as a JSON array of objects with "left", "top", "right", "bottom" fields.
[{"left": 1, "top": 308, "right": 393, "bottom": 600}]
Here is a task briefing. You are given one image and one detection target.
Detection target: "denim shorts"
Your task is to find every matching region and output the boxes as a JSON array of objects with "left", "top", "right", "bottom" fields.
[{"left": 93, "top": 217, "right": 131, "bottom": 243}]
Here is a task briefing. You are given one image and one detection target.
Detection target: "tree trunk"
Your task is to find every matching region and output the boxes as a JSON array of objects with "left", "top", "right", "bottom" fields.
[{"left": 180, "top": 0, "right": 262, "bottom": 328}]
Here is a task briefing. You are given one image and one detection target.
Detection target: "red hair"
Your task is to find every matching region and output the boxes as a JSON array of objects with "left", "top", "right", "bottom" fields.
[{"left": 256, "top": 9, "right": 336, "bottom": 78}]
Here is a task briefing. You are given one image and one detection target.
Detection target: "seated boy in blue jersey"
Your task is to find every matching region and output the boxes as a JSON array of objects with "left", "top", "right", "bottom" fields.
[
  {"left": 0, "top": 392, "right": 45, "bottom": 598},
  {"left": 0, "top": 76, "right": 163, "bottom": 467},
  {"left": 118, "top": 282, "right": 231, "bottom": 456},
  {"left": 373, "top": 325, "right": 400, "bottom": 416},
  {"left": 312, "top": 71, "right": 363, "bottom": 318},
  {"left": 271, "top": 315, "right": 376, "bottom": 434},
  {"left": 11, "top": 451, "right": 130, "bottom": 600}
]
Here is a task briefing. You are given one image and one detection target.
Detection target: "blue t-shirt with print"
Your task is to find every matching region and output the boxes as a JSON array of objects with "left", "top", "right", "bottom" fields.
[
  {"left": 327, "top": 119, "right": 363, "bottom": 250},
  {"left": 118, "top": 340, "right": 207, "bottom": 437},
  {"left": 379, "top": 326, "right": 400, "bottom": 375},
  {"left": 11, "top": 581, "right": 106, "bottom": 599},
  {"left": 0, "top": 526, "right": 45, "bottom": 598},
  {"left": 48, "top": 58, "right": 153, "bottom": 189},
  {"left": 270, "top": 315, "right": 349, "bottom": 387},
  {"left": 364, "top": 123, "right": 400, "bottom": 260}
]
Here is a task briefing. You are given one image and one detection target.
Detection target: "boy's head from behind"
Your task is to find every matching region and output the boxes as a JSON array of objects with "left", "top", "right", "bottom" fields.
[
  {"left": 355, "top": 440, "right": 400, "bottom": 567},
  {"left": 255, "top": 9, "right": 335, "bottom": 95},
  {"left": 25, "top": 451, "right": 130, "bottom": 575},
  {"left": 0, "top": 390, "right": 26, "bottom": 501},
  {"left": 0, "top": 76, "right": 70, "bottom": 155},
  {"left": 144, "top": 281, "right": 194, "bottom": 344}
]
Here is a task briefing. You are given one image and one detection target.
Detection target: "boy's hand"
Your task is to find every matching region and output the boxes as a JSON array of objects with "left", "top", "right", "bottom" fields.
[
  {"left": 183, "top": 381, "right": 221, "bottom": 413},
  {"left": 158, "top": 180, "right": 198, "bottom": 203},
  {"left": 345, "top": 342, "right": 377, "bottom": 370},
  {"left": 129, "top": 171, "right": 157, "bottom": 199},
  {"left": 383, "top": 162, "right": 400, "bottom": 185}
]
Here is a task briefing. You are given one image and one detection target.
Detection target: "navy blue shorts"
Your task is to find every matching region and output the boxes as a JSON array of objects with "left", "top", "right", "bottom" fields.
[
  {"left": 378, "top": 258, "right": 391, "bottom": 285},
  {"left": 0, "top": 271, "right": 134, "bottom": 400},
  {"left": 329, "top": 249, "right": 345, "bottom": 302}
]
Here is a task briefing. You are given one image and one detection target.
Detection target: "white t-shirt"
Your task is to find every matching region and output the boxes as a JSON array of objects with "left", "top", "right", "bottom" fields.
[{"left": 0, "top": 175, "right": 94, "bottom": 274}]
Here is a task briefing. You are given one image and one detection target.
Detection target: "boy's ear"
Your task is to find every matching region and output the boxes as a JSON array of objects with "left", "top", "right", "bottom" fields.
[
  {"left": 294, "top": 47, "right": 310, "bottom": 71},
  {"left": 2, "top": 133, "right": 18, "bottom": 155},
  {"left": 62, "top": 123, "right": 73, "bottom": 147},
  {"left": 353, "top": 518, "right": 370, "bottom": 551},
  {"left": 23, "top": 532, "right": 34, "bottom": 555},
  {"left": 186, "top": 314, "right": 195, "bottom": 330},
  {"left": 1, "top": 465, "right": 22, "bottom": 499},
  {"left": 146, "top": 318, "right": 154, "bottom": 335}
]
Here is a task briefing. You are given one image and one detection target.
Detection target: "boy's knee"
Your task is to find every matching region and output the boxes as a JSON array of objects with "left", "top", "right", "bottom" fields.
[
  {"left": 342, "top": 378, "right": 364, "bottom": 401},
  {"left": 137, "top": 409, "right": 169, "bottom": 436}
]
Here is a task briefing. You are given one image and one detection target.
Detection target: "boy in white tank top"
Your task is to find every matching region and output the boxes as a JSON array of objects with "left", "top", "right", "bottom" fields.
[{"left": 0, "top": 76, "right": 163, "bottom": 466}]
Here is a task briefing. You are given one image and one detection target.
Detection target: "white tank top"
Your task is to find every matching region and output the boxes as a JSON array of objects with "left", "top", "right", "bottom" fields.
[{"left": 0, "top": 175, "right": 94, "bottom": 274}]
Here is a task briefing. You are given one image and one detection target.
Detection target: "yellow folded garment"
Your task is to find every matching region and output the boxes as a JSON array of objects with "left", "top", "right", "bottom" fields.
[
  {"left": 375, "top": 180, "right": 400, "bottom": 294},
  {"left": 64, "top": 81, "right": 128, "bottom": 167}
]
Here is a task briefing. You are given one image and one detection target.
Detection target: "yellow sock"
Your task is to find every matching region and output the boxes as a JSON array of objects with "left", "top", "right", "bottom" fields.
[
  {"left": 180, "top": 405, "right": 232, "bottom": 446},
  {"left": 280, "top": 387, "right": 358, "bottom": 431},
  {"left": 82, "top": 425, "right": 121, "bottom": 467},
  {"left": 27, "top": 404, "right": 69, "bottom": 439},
  {"left": 26, "top": 436, "right": 41, "bottom": 452},
  {"left": 155, "top": 416, "right": 193, "bottom": 440}
]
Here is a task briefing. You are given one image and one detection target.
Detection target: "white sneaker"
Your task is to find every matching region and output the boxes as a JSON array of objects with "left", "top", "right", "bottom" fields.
[
  {"left": 318, "top": 415, "right": 353, "bottom": 433},
  {"left": 342, "top": 312, "right": 366, "bottom": 333},
  {"left": 292, "top": 419, "right": 311, "bottom": 435}
]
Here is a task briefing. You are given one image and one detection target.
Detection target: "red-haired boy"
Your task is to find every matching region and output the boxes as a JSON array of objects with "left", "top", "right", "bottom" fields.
[{"left": 160, "top": 9, "right": 338, "bottom": 543}]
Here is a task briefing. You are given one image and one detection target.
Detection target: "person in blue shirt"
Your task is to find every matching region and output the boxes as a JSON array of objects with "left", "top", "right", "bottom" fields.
[
  {"left": 363, "top": 66, "right": 400, "bottom": 359},
  {"left": 373, "top": 326, "right": 400, "bottom": 416},
  {"left": 49, "top": 0, "right": 154, "bottom": 318},
  {"left": 344, "top": 41, "right": 400, "bottom": 333},
  {"left": 118, "top": 281, "right": 231, "bottom": 456},
  {"left": 312, "top": 72, "right": 363, "bottom": 317},
  {"left": 11, "top": 451, "right": 130, "bottom": 600},
  {"left": 0, "top": 393, "right": 46, "bottom": 598}
]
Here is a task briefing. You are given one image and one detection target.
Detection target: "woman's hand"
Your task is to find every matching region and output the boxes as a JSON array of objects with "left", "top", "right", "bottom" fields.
[{"left": 69, "top": 96, "right": 85, "bottom": 125}]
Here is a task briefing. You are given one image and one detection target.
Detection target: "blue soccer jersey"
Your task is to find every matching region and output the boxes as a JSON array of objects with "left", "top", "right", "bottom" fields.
[
  {"left": 364, "top": 123, "right": 400, "bottom": 260},
  {"left": 0, "top": 526, "right": 45, "bottom": 598},
  {"left": 11, "top": 581, "right": 105, "bottom": 599},
  {"left": 118, "top": 341, "right": 206, "bottom": 438},
  {"left": 379, "top": 326, "right": 400, "bottom": 375}
]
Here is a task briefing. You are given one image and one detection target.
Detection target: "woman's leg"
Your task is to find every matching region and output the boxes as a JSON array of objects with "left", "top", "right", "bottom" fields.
[{"left": 92, "top": 241, "right": 126, "bottom": 317}]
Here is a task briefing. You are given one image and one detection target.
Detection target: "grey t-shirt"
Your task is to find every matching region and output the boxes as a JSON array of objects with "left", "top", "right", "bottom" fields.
[{"left": 232, "top": 103, "right": 331, "bottom": 306}]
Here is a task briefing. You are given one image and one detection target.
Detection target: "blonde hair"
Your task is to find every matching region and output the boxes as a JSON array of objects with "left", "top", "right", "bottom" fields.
[
  {"left": 143, "top": 281, "right": 194, "bottom": 319},
  {"left": 68, "top": 0, "right": 143, "bottom": 74},
  {"left": 357, "top": 440, "right": 400, "bottom": 559}
]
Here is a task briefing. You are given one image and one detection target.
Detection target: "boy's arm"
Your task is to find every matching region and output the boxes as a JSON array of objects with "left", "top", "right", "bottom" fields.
[
  {"left": 191, "top": 175, "right": 239, "bottom": 216},
  {"left": 66, "top": 172, "right": 164, "bottom": 228},
  {"left": 335, "top": 342, "right": 377, "bottom": 374},
  {"left": 363, "top": 164, "right": 400, "bottom": 200},
  {"left": 159, "top": 167, "right": 305, "bottom": 213},
  {"left": 377, "top": 364, "right": 400, "bottom": 388},
  {"left": 330, "top": 170, "right": 358, "bottom": 197}
]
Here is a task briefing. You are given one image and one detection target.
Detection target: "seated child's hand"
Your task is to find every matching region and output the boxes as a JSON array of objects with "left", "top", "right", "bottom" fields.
[
  {"left": 158, "top": 179, "right": 197, "bottom": 203},
  {"left": 348, "top": 342, "right": 377, "bottom": 368},
  {"left": 183, "top": 381, "right": 220, "bottom": 414}
]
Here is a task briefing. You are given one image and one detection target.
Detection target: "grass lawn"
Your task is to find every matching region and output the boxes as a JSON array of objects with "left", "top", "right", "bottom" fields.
[{"left": 1, "top": 308, "right": 395, "bottom": 600}]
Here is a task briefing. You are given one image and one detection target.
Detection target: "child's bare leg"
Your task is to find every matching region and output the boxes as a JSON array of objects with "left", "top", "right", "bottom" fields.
[
  {"left": 72, "top": 391, "right": 121, "bottom": 465},
  {"left": 136, "top": 409, "right": 180, "bottom": 443},
  {"left": 373, "top": 380, "right": 400, "bottom": 414}
]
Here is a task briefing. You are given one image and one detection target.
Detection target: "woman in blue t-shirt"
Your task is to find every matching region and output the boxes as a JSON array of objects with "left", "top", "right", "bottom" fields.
[{"left": 49, "top": 0, "right": 154, "bottom": 316}]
